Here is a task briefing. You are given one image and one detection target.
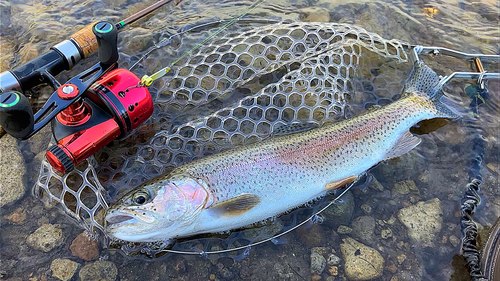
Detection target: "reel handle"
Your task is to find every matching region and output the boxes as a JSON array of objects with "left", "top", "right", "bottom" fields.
[
  {"left": 0, "top": 91, "right": 34, "bottom": 139},
  {"left": 93, "top": 22, "right": 119, "bottom": 66}
]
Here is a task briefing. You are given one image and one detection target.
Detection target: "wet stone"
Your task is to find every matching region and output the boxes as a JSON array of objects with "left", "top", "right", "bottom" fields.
[
  {"left": 0, "top": 37, "right": 14, "bottom": 71},
  {"left": 328, "top": 265, "right": 338, "bottom": 276},
  {"left": 381, "top": 228, "right": 393, "bottom": 239},
  {"left": 361, "top": 204, "right": 372, "bottom": 214},
  {"left": 120, "top": 27, "right": 155, "bottom": 54},
  {"left": 337, "top": 225, "right": 353, "bottom": 235},
  {"left": 323, "top": 191, "right": 355, "bottom": 226},
  {"left": 242, "top": 218, "right": 283, "bottom": 239},
  {"left": 398, "top": 198, "right": 443, "bottom": 247},
  {"left": 327, "top": 254, "right": 341, "bottom": 266},
  {"left": 70, "top": 232, "right": 99, "bottom": 261},
  {"left": 449, "top": 235, "right": 460, "bottom": 247},
  {"left": 26, "top": 223, "right": 63, "bottom": 252},
  {"left": 296, "top": 223, "right": 326, "bottom": 247},
  {"left": 418, "top": 171, "right": 430, "bottom": 183},
  {"left": 50, "top": 258, "right": 79, "bottom": 281},
  {"left": 0, "top": 135, "right": 26, "bottom": 207},
  {"left": 351, "top": 216, "right": 375, "bottom": 243},
  {"left": 486, "top": 162, "right": 497, "bottom": 173},
  {"left": 311, "top": 251, "right": 327, "bottom": 275},
  {"left": 311, "top": 247, "right": 329, "bottom": 256},
  {"left": 299, "top": 7, "right": 330, "bottom": 22},
  {"left": 393, "top": 180, "right": 417, "bottom": 195},
  {"left": 397, "top": 254, "right": 406, "bottom": 264},
  {"left": 387, "top": 263, "right": 398, "bottom": 273},
  {"left": 341, "top": 237, "right": 384, "bottom": 280},
  {"left": 79, "top": 260, "right": 117, "bottom": 281},
  {"left": 3, "top": 207, "right": 26, "bottom": 225},
  {"left": 369, "top": 176, "right": 384, "bottom": 191}
]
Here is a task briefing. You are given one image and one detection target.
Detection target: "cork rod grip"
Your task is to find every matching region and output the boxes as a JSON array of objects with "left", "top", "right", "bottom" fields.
[{"left": 70, "top": 22, "right": 99, "bottom": 58}]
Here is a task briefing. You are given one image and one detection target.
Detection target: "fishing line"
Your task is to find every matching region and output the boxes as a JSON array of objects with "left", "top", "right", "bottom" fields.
[
  {"left": 139, "top": 0, "right": 267, "bottom": 87},
  {"left": 128, "top": 19, "right": 226, "bottom": 71}
]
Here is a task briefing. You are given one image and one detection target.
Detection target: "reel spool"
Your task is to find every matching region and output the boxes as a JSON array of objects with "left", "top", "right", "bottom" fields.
[{"left": 0, "top": 21, "right": 154, "bottom": 174}]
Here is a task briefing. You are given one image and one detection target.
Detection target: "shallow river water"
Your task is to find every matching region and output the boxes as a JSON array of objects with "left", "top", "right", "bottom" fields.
[{"left": 0, "top": 0, "right": 499, "bottom": 280}]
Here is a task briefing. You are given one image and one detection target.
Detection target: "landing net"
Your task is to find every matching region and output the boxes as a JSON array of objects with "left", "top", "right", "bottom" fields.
[{"left": 34, "top": 20, "right": 413, "bottom": 255}]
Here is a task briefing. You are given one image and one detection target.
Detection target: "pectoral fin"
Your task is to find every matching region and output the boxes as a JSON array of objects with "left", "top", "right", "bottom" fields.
[
  {"left": 384, "top": 132, "right": 421, "bottom": 160},
  {"left": 325, "top": 176, "right": 357, "bottom": 191},
  {"left": 209, "top": 193, "right": 261, "bottom": 218}
]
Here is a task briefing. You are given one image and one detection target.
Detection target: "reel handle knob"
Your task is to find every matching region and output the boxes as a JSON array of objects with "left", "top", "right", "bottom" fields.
[
  {"left": 0, "top": 91, "right": 34, "bottom": 139},
  {"left": 93, "top": 21, "right": 119, "bottom": 66}
]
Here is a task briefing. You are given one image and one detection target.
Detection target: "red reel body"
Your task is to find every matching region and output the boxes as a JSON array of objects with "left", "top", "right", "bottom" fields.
[{"left": 46, "top": 69, "right": 153, "bottom": 174}]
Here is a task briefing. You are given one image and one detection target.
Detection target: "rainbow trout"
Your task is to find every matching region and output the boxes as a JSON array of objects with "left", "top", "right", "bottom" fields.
[{"left": 106, "top": 91, "right": 458, "bottom": 242}]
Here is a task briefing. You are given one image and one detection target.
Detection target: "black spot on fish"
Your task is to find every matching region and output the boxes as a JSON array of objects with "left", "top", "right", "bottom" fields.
[{"left": 355, "top": 249, "right": 361, "bottom": 256}]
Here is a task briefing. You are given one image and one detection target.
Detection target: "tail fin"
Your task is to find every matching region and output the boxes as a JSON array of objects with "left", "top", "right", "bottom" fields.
[
  {"left": 405, "top": 62, "right": 463, "bottom": 119},
  {"left": 432, "top": 94, "right": 463, "bottom": 120}
]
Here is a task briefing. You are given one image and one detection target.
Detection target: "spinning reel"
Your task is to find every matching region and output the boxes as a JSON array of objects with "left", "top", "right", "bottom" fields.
[{"left": 0, "top": 22, "right": 153, "bottom": 174}]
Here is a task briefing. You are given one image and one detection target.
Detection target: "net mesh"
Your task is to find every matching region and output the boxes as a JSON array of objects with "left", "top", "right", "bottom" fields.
[{"left": 34, "top": 21, "right": 412, "bottom": 244}]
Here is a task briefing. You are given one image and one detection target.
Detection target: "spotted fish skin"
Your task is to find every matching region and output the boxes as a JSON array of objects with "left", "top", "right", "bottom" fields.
[{"left": 106, "top": 91, "right": 456, "bottom": 242}]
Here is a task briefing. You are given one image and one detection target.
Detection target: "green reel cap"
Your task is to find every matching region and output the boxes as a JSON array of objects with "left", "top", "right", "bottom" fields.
[
  {"left": 0, "top": 92, "right": 20, "bottom": 107},
  {"left": 94, "top": 22, "right": 113, "bottom": 34},
  {"left": 0, "top": 91, "right": 34, "bottom": 139}
]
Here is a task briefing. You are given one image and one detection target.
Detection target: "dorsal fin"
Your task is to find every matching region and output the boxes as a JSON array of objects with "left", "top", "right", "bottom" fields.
[
  {"left": 208, "top": 194, "right": 261, "bottom": 218},
  {"left": 272, "top": 123, "right": 317, "bottom": 136},
  {"left": 384, "top": 132, "right": 421, "bottom": 160}
]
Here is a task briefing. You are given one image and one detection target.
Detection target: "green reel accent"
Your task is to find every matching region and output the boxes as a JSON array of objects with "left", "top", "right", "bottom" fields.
[
  {"left": 94, "top": 22, "right": 113, "bottom": 33},
  {"left": 0, "top": 92, "right": 20, "bottom": 108}
]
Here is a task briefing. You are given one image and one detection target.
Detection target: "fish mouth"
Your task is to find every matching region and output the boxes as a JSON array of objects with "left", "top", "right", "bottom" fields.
[
  {"left": 107, "top": 214, "right": 135, "bottom": 224},
  {"left": 105, "top": 211, "right": 138, "bottom": 228}
]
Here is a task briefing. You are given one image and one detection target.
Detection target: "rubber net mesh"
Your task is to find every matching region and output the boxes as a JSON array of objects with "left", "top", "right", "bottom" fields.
[{"left": 34, "top": 21, "right": 413, "bottom": 250}]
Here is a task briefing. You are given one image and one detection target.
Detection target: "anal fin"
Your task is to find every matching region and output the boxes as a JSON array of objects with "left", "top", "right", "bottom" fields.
[
  {"left": 384, "top": 132, "right": 421, "bottom": 160},
  {"left": 325, "top": 176, "right": 357, "bottom": 191},
  {"left": 209, "top": 193, "right": 261, "bottom": 218}
]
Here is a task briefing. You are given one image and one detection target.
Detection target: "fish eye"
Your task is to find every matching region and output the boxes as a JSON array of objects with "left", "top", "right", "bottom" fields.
[{"left": 132, "top": 190, "right": 150, "bottom": 205}]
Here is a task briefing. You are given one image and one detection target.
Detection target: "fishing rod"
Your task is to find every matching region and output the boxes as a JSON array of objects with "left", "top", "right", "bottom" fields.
[{"left": 0, "top": 0, "right": 179, "bottom": 93}]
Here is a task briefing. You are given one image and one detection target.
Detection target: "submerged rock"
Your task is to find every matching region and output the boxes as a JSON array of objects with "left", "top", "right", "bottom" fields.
[
  {"left": 398, "top": 198, "right": 443, "bottom": 247},
  {"left": 381, "top": 228, "right": 393, "bottom": 239},
  {"left": 242, "top": 218, "right": 284, "bottom": 241},
  {"left": 323, "top": 191, "right": 355, "bottom": 226},
  {"left": 50, "top": 258, "right": 79, "bottom": 281},
  {"left": 299, "top": 7, "right": 330, "bottom": 23},
  {"left": 392, "top": 180, "right": 418, "bottom": 195},
  {"left": 0, "top": 37, "right": 13, "bottom": 72},
  {"left": 26, "top": 223, "right": 64, "bottom": 252},
  {"left": 327, "top": 254, "right": 341, "bottom": 266},
  {"left": 341, "top": 237, "right": 384, "bottom": 280},
  {"left": 3, "top": 207, "right": 27, "bottom": 225},
  {"left": 0, "top": 135, "right": 26, "bottom": 207},
  {"left": 310, "top": 251, "right": 327, "bottom": 275},
  {"left": 70, "top": 232, "right": 99, "bottom": 261},
  {"left": 79, "top": 260, "right": 118, "bottom": 281},
  {"left": 296, "top": 223, "right": 326, "bottom": 247},
  {"left": 369, "top": 176, "right": 384, "bottom": 191},
  {"left": 120, "top": 27, "right": 155, "bottom": 55},
  {"left": 351, "top": 216, "right": 376, "bottom": 243},
  {"left": 0, "top": 1, "right": 11, "bottom": 35},
  {"left": 337, "top": 225, "right": 353, "bottom": 234}
]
